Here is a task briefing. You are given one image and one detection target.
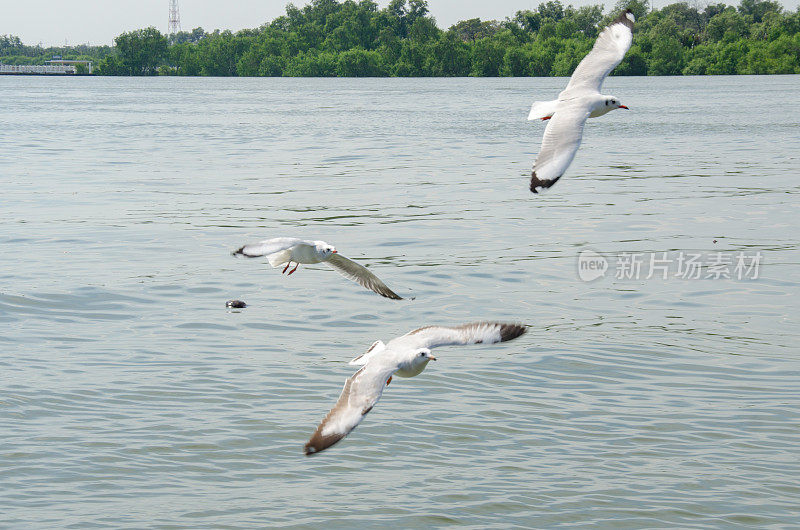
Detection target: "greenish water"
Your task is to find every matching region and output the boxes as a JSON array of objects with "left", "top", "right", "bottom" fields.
[{"left": 1, "top": 75, "right": 799, "bottom": 528}]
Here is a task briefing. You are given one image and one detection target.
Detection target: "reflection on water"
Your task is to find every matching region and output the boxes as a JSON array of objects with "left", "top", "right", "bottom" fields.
[{"left": 1, "top": 75, "right": 799, "bottom": 527}]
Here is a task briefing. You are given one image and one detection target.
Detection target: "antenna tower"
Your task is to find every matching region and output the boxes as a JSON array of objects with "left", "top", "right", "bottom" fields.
[{"left": 168, "top": 0, "right": 181, "bottom": 34}]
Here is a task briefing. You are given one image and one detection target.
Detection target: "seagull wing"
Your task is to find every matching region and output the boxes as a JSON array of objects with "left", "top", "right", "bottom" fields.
[
  {"left": 530, "top": 101, "right": 592, "bottom": 192},
  {"left": 403, "top": 322, "right": 527, "bottom": 350},
  {"left": 561, "top": 10, "right": 635, "bottom": 97},
  {"left": 232, "top": 237, "right": 306, "bottom": 258},
  {"left": 325, "top": 253, "right": 403, "bottom": 300},
  {"left": 349, "top": 340, "right": 387, "bottom": 366},
  {"left": 304, "top": 360, "right": 397, "bottom": 455}
]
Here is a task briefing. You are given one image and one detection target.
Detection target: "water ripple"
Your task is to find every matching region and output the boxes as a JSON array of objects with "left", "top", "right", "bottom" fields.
[{"left": 1, "top": 75, "right": 799, "bottom": 528}]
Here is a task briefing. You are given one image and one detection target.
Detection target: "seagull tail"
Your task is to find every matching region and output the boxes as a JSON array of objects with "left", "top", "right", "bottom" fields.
[{"left": 528, "top": 99, "right": 559, "bottom": 121}]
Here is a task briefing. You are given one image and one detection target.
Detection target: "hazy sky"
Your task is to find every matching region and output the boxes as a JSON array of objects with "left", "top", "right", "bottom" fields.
[{"left": 3, "top": 0, "right": 799, "bottom": 47}]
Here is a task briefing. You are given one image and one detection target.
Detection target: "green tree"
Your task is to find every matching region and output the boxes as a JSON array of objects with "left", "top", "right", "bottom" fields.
[
  {"left": 97, "top": 55, "right": 124, "bottom": 75},
  {"left": 113, "top": 27, "right": 168, "bottom": 75},
  {"left": 283, "top": 51, "right": 337, "bottom": 76},
  {"left": 513, "top": 10, "right": 543, "bottom": 33},
  {"left": 408, "top": 16, "right": 441, "bottom": 43},
  {"left": 570, "top": 5, "right": 605, "bottom": 37},
  {"left": 11, "top": 0, "right": 800, "bottom": 79},
  {"left": 336, "top": 48, "right": 386, "bottom": 75},
  {"left": 538, "top": 0, "right": 566, "bottom": 21},
  {"left": 450, "top": 18, "right": 500, "bottom": 41},
  {"left": 707, "top": 9, "right": 751, "bottom": 41},
  {"left": 470, "top": 37, "right": 504, "bottom": 76},
  {"left": 616, "top": 44, "right": 648, "bottom": 74},
  {"left": 551, "top": 40, "right": 592, "bottom": 75},
  {"left": 739, "top": 0, "right": 782, "bottom": 22},
  {"left": 428, "top": 32, "right": 470, "bottom": 75}
]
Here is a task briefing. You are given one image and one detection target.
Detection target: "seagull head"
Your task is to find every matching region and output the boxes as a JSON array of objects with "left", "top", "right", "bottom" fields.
[
  {"left": 314, "top": 241, "right": 337, "bottom": 258},
  {"left": 405, "top": 347, "right": 436, "bottom": 369},
  {"left": 605, "top": 97, "right": 628, "bottom": 111}
]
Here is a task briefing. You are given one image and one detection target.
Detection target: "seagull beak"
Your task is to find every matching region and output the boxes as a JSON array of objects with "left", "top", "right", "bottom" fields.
[
  {"left": 619, "top": 105, "right": 629, "bottom": 110},
  {"left": 428, "top": 355, "right": 437, "bottom": 361},
  {"left": 332, "top": 250, "right": 337, "bottom": 253}
]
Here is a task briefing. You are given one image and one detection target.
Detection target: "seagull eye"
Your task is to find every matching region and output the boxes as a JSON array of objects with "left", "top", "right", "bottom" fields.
[{"left": 419, "top": 352, "right": 425, "bottom": 357}]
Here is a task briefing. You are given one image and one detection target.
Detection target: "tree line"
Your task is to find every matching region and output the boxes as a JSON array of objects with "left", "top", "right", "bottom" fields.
[
  {"left": 2, "top": 0, "right": 799, "bottom": 76},
  {"left": 0, "top": 35, "right": 113, "bottom": 68}
]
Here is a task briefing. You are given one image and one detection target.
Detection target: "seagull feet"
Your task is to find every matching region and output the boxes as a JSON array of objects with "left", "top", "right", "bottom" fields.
[
  {"left": 287, "top": 263, "right": 300, "bottom": 275},
  {"left": 386, "top": 376, "right": 392, "bottom": 386},
  {"left": 282, "top": 262, "right": 292, "bottom": 274}
]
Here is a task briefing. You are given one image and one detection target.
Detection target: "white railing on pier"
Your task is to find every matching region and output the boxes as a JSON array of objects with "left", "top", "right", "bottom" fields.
[{"left": 0, "top": 64, "right": 78, "bottom": 74}]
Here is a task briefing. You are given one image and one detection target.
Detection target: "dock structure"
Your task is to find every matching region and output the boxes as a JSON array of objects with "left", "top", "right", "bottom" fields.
[{"left": 0, "top": 60, "right": 93, "bottom": 75}]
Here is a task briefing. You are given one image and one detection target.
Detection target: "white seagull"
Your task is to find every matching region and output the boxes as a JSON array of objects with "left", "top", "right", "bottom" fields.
[
  {"left": 233, "top": 237, "right": 403, "bottom": 300},
  {"left": 528, "top": 9, "right": 635, "bottom": 193},
  {"left": 304, "top": 322, "right": 527, "bottom": 455}
]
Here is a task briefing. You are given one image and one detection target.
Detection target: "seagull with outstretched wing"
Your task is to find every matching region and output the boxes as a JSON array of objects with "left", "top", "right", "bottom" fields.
[
  {"left": 304, "top": 322, "right": 527, "bottom": 455},
  {"left": 233, "top": 237, "right": 403, "bottom": 300},
  {"left": 528, "top": 9, "right": 635, "bottom": 193}
]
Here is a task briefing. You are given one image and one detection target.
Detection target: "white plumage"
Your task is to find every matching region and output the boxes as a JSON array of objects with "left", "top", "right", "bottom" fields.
[
  {"left": 529, "top": 10, "right": 635, "bottom": 193},
  {"left": 304, "top": 322, "right": 527, "bottom": 455},
  {"left": 233, "top": 237, "right": 403, "bottom": 300}
]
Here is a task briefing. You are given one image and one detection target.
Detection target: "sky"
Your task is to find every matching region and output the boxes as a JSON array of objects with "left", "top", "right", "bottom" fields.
[{"left": 3, "top": 0, "right": 800, "bottom": 47}]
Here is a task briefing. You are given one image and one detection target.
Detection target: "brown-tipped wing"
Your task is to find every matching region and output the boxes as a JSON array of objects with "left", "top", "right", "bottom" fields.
[
  {"left": 405, "top": 322, "right": 527, "bottom": 349},
  {"left": 325, "top": 253, "right": 403, "bottom": 300},
  {"left": 304, "top": 362, "right": 396, "bottom": 455},
  {"left": 561, "top": 10, "right": 635, "bottom": 97}
]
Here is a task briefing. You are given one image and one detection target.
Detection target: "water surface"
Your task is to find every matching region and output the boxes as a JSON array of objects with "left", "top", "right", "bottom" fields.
[{"left": 1, "top": 75, "right": 799, "bottom": 527}]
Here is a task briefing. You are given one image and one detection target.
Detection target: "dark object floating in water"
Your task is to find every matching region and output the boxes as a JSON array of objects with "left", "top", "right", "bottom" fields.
[
  {"left": 713, "top": 239, "right": 718, "bottom": 243},
  {"left": 226, "top": 300, "right": 247, "bottom": 308}
]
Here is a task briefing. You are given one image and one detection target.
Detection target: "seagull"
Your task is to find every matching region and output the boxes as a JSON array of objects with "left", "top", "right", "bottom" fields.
[
  {"left": 233, "top": 237, "right": 403, "bottom": 300},
  {"left": 528, "top": 9, "right": 635, "bottom": 193},
  {"left": 304, "top": 322, "right": 527, "bottom": 455}
]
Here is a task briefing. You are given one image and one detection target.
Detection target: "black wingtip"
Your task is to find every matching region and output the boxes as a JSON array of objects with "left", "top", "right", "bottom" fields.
[
  {"left": 614, "top": 9, "right": 636, "bottom": 28},
  {"left": 232, "top": 246, "right": 261, "bottom": 258},
  {"left": 530, "top": 171, "right": 561, "bottom": 194},
  {"left": 378, "top": 287, "right": 403, "bottom": 300},
  {"left": 499, "top": 323, "right": 528, "bottom": 342}
]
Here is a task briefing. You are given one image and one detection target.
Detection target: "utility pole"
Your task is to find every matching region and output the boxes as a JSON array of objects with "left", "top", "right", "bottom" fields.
[{"left": 168, "top": 0, "right": 181, "bottom": 34}]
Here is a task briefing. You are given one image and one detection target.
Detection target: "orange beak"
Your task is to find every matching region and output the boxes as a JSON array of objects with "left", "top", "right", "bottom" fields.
[
  {"left": 428, "top": 355, "right": 437, "bottom": 361},
  {"left": 619, "top": 105, "right": 629, "bottom": 110},
  {"left": 332, "top": 250, "right": 337, "bottom": 253}
]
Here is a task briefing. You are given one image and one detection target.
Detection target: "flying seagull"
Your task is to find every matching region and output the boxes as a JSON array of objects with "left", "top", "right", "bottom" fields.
[
  {"left": 304, "top": 322, "right": 527, "bottom": 455},
  {"left": 528, "top": 9, "right": 635, "bottom": 193},
  {"left": 233, "top": 237, "right": 403, "bottom": 300}
]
